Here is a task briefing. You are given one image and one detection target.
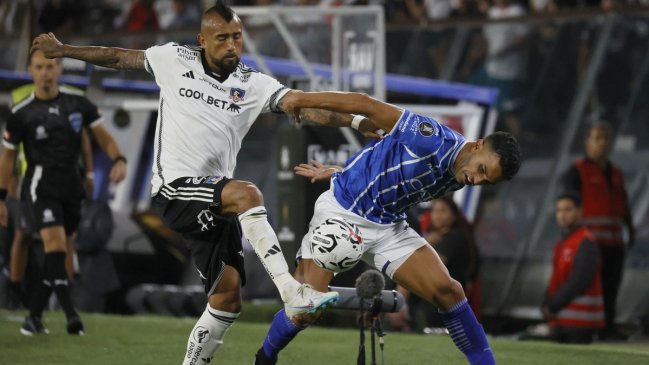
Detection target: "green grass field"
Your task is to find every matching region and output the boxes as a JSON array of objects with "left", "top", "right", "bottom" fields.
[{"left": 1, "top": 310, "right": 648, "bottom": 365}]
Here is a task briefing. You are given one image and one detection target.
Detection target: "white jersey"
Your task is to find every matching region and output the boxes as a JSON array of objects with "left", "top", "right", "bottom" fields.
[{"left": 144, "top": 42, "right": 289, "bottom": 195}]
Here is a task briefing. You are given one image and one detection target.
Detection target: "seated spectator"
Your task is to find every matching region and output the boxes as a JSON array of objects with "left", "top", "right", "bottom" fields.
[{"left": 542, "top": 192, "right": 604, "bottom": 344}]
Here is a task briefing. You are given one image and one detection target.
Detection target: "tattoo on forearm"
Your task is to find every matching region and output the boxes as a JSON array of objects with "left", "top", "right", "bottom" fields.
[
  {"left": 65, "top": 46, "right": 145, "bottom": 70},
  {"left": 300, "top": 109, "right": 349, "bottom": 127}
]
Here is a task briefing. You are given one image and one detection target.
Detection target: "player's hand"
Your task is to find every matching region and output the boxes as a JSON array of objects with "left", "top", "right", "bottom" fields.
[
  {"left": 0, "top": 201, "right": 8, "bottom": 227},
  {"left": 31, "top": 32, "right": 65, "bottom": 58},
  {"left": 110, "top": 160, "right": 127, "bottom": 183},
  {"left": 294, "top": 160, "right": 341, "bottom": 183}
]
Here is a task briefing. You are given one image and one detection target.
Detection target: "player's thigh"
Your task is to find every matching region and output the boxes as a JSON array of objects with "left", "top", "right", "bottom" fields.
[
  {"left": 293, "top": 259, "right": 334, "bottom": 292},
  {"left": 392, "top": 244, "right": 463, "bottom": 307}
]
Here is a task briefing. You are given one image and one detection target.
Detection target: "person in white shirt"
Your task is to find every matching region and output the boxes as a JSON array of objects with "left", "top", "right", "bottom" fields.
[{"left": 30, "top": 2, "right": 377, "bottom": 364}]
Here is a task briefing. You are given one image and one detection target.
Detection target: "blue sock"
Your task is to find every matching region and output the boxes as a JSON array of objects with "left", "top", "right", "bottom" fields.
[
  {"left": 441, "top": 299, "right": 495, "bottom": 365},
  {"left": 262, "top": 309, "right": 304, "bottom": 360}
]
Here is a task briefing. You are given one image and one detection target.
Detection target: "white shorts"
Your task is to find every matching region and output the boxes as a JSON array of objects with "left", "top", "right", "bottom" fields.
[{"left": 297, "top": 189, "right": 428, "bottom": 278}]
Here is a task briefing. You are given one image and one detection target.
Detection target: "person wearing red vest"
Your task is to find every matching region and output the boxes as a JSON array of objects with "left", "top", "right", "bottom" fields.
[
  {"left": 562, "top": 122, "right": 634, "bottom": 340},
  {"left": 542, "top": 192, "right": 604, "bottom": 344}
]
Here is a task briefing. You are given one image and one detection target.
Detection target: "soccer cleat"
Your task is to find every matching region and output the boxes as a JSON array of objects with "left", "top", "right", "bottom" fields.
[
  {"left": 284, "top": 284, "right": 339, "bottom": 319},
  {"left": 253, "top": 348, "right": 277, "bottom": 365},
  {"left": 20, "top": 316, "right": 49, "bottom": 336},
  {"left": 66, "top": 316, "right": 85, "bottom": 336}
]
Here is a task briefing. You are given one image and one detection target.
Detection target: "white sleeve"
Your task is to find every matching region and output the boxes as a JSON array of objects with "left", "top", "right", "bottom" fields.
[
  {"left": 258, "top": 73, "right": 290, "bottom": 114},
  {"left": 144, "top": 42, "right": 178, "bottom": 82}
]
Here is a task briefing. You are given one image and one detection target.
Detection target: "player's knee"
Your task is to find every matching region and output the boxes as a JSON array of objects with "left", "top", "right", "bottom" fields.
[
  {"left": 222, "top": 180, "right": 264, "bottom": 213},
  {"left": 208, "top": 291, "right": 242, "bottom": 313},
  {"left": 432, "top": 276, "right": 464, "bottom": 308}
]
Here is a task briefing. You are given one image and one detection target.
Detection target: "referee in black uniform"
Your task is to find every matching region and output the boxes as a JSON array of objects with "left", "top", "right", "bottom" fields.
[{"left": 0, "top": 50, "right": 127, "bottom": 336}]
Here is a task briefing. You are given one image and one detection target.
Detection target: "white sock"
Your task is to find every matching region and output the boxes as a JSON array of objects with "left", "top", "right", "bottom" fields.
[
  {"left": 181, "top": 305, "right": 240, "bottom": 365},
  {"left": 238, "top": 206, "right": 300, "bottom": 302}
]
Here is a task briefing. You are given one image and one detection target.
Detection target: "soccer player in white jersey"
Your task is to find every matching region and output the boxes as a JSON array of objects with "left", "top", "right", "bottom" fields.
[
  {"left": 253, "top": 91, "right": 521, "bottom": 365},
  {"left": 29, "top": 3, "right": 379, "bottom": 364}
]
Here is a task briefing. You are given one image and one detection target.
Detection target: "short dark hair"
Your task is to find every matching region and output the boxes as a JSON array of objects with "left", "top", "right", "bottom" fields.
[
  {"left": 485, "top": 131, "right": 521, "bottom": 181},
  {"left": 556, "top": 191, "right": 582, "bottom": 207},
  {"left": 204, "top": 1, "right": 236, "bottom": 22}
]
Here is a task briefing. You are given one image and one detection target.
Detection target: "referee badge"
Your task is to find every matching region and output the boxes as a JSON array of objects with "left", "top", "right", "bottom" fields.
[
  {"left": 229, "top": 88, "right": 245, "bottom": 103},
  {"left": 69, "top": 112, "right": 82, "bottom": 133}
]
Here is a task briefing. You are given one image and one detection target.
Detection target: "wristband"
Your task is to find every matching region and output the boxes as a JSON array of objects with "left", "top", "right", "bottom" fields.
[
  {"left": 351, "top": 115, "right": 365, "bottom": 130},
  {"left": 114, "top": 155, "right": 127, "bottom": 164},
  {"left": 0, "top": 189, "right": 7, "bottom": 201}
]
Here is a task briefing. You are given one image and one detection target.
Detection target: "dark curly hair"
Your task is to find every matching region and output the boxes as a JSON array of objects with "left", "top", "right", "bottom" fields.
[{"left": 485, "top": 131, "right": 521, "bottom": 181}]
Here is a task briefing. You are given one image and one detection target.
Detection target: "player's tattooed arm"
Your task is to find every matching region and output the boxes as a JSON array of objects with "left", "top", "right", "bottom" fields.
[
  {"left": 31, "top": 33, "right": 145, "bottom": 70},
  {"left": 299, "top": 109, "right": 384, "bottom": 139},
  {"left": 279, "top": 90, "right": 401, "bottom": 133}
]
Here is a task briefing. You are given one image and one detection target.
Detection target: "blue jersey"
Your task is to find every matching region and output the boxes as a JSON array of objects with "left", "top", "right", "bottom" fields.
[{"left": 332, "top": 110, "right": 466, "bottom": 224}]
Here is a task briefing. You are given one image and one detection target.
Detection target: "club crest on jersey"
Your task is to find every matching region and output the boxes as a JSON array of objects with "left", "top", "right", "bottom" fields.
[
  {"left": 418, "top": 121, "right": 436, "bottom": 137},
  {"left": 68, "top": 112, "right": 82, "bottom": 133},
  {"left": 229, "top": 88, "right": 245, "bottom": 103}
]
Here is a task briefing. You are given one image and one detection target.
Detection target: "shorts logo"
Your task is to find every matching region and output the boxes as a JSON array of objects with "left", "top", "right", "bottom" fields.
[
  {"left": 418, "top": 122, "right": 435, "bottom": 137},
  {"left": 42, "top": 209, "right": 55, "bottom": 223},
  {"left": 197, "top": 209, "right": 217, "bottom": 231},
  {"left": 206, "top": 176, "right": 224, "bottom": 184},
  {"left": 229, "top": 88, "right": 245, "bottom": 103},
  {"left": 36, "top": 126, "right": 48, "bottom": 140},
  {"left": 69, "top": 112, "right": 82, "bottom": 133},
  {"left": 192, "top": 326, "right": 210, "bottom": 344}
]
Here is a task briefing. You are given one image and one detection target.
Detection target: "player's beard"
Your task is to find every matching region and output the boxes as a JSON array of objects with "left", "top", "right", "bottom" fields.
[{"left": 216, "top": 55, "right": 240, "bottom": 76}]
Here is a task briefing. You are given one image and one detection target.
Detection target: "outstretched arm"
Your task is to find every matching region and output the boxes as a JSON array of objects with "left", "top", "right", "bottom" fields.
[
  {"left": 31, "top": 33, "right": 145, "bottom": 70},
  {"left": 279, "top": 90, "right": 403, "bottom": 133},
  {"left": 297, "top": 108, "right": 383, "bottom": 139}
]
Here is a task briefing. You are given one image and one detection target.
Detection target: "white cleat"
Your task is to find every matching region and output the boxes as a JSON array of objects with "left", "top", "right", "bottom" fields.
[{"left": 284, "top": 284, "right": 339, "bottom": 319}]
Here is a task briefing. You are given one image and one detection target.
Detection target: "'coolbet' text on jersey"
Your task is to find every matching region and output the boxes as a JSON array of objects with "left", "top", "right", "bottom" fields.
[
  {"left": 143, "top": 43, "right": 289, "bottom": 195},
  {"left": 332, "top": 110, "right": 466, "bottom": 224}
]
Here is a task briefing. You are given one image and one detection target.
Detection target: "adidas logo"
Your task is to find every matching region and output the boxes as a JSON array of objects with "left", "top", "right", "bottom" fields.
[
  {"left": 182, "top": 70, "right": 195, "bottom": 79},
  {"left": 264, "top": 244, "right": 282, "bottom": 258}
]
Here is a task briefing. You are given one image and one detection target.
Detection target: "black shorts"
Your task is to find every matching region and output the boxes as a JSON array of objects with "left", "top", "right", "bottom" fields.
[
  {"left": 151, "top": 176, "right": 246, "bottom": 295},
  {"left": 21, "top": 169, "right": 84, "bottom": 236}
]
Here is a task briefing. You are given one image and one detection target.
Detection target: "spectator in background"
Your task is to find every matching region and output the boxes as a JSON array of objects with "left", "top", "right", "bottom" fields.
[
  {"left": 466, "top": 0, "right": 528, "bottom": 138},
  {"left": 542, "top": 192, "right": 604, "bottom": 344},
  {"left": 0, "top": 0, "right": 17, "bottom": 36},
  {"left": 562, "top": 122, "right": 634, "bottom": 340},
  {"left": 167, "top": 0, "right": 201, "bottom": 29},
  {"left": 124, "top": 0, "right": 159, "bottom": 32}
]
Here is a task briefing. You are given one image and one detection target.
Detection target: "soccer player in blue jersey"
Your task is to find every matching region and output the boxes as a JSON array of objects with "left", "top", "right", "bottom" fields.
[{"left": 253, "top": 91, "right": 521, "bottom": 365}]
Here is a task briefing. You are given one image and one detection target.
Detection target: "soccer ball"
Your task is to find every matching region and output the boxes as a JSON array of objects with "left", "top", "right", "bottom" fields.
[{"left": 310, "top": 217, "right": 363, "bottom": 273}]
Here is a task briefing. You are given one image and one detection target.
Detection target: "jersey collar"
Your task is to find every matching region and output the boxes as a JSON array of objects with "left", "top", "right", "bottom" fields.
[{"left": 200, "top": 49, "right": 230, "bottom": 83}]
